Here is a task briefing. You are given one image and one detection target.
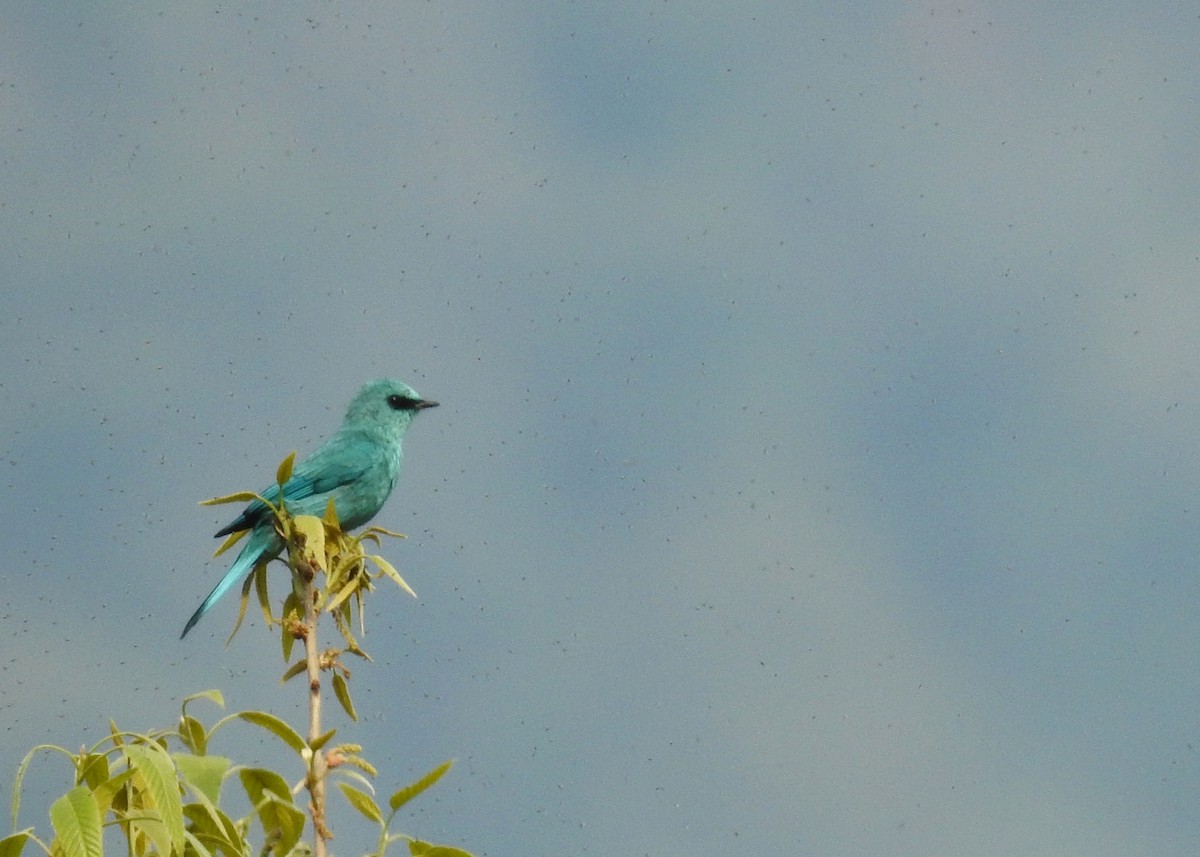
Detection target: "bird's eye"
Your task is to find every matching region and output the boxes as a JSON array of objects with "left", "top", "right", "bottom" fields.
[{"left": 387, "top": 394, "right": 416, "bottom": 410}]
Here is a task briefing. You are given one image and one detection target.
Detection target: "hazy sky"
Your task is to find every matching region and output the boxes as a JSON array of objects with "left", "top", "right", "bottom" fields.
[{"left": 3, "top": 4, "right": 1199, "bottom": 855}]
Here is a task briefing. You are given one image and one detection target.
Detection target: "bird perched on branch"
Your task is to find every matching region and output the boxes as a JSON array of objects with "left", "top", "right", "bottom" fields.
[{"left": 181, "top": 378, "right": 438, "bottom": 638}]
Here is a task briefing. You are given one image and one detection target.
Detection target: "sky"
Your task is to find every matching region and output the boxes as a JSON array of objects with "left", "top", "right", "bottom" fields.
[{"left": 2, "top": 2, "right": 1199, "bottom": 855}]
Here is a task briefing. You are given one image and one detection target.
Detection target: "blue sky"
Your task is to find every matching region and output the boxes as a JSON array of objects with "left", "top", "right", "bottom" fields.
[{"left": 3, "top": 3, "right": 1199, "bottom": 855}]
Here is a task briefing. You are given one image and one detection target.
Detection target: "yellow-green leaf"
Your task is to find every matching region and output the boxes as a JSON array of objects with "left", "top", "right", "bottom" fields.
[
  {"left": 275, "top": 452, "right": 296, "bottom": 487},
  {"left": 389, "top": 761, "right": 452, "bottom": 813},
  {"left": 371, "top": 555, "right": 416, "bottom": 598},
  {"left": 200, "top": 492, "right": 262, "bottom": 506},
  {"left": 336, "top": 783, "right": 382, "bottom": 824},
  {"left": 212, "top": 528, "right": 248, "bottom": 559},
  {"left": 125, "top": 743, "right": 185, "bottom": 857},
  {"left": 238, "top": 712, "right": 307, "bottom": 754},
  {"left": 49, "top": 786, "right": 103, "bottom": 857},
  {"left": 340, "top": 755, "right": 378, "bottom": 778},
  {"left": 332, "top": 673, "right": 357, "bottom": 721},
  {"left": 365, "top": 526, "right": 406, "bottom": 539},
  {"left": 324, "top": 579, "right": 360, "bottom": 616},
  {"left": 291, "top": 515, "right": 326, "bottom": 569},
  {"left": 323, "top": 497, "right": 341, "bottom": 527},
  {"left": 174, "top": 753, "right": 229, "bottom": 805}
]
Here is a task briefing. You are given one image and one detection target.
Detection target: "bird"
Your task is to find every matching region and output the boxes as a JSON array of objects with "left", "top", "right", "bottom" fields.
[{"left": 181, "top": 378, "right": 438, "bottom": 638}]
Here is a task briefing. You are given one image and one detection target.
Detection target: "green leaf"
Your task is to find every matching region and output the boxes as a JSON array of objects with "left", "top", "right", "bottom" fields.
[
  {"left": 238, "top": 769, "right": 304, "bottom": 857},
  {"left": 237, "top": 712, "right": 307, "bottom": 754},
  {"left": 75, "top": 753, "right": 109, "bottom": 791},
  {"left": 238, "top": 765, "right": 292, "bottom": 806},
  {"left": 276, "top": 452, "right": 296, "bottom": 487},
  {"left": 125, "top": 743, "right": 185, "bottom": 857},
  {"left": 227, "top": 563, "right": 260, "bottom": 644},
  {"left": 255, "top": 560, "right": 273, "bottom": 627},
  {"left": 182, "top": 803, "right": 243, "bottom": 857},
  {"left": 90, "top": 769, "right": 135, "bottom": 817},
  {"left": 407, "top": 842, "right": 474, "bottom": 857},
  {"left": 49, "top": 786, "right": 103, "bottom": 857},
  {"left": 281, "top": 589, "right": 302, "bottom": 662},
  {"left": 336, "top": 783, "right": 382, "bottom": 824},
  {"left": 9, "top": 752, "right": 29, "bottom": 830},
  {"left": 174, "top": 753, "right": 229, "bottom": 805},
  {"left": 280, "top": 659, "right": 307, "bottom": 684},
  {"left": 181, "top": 689, "right": 225, "bottom": 715},
  {"left": 308, "top": 730, "right": 337, "bottom": 752},
  {"left": 389, "top": 761, "right": 452, "bottom": 813},
  {"left": 13, "top": 744, "right": 65, "bottom": 830},
  {"left": 0, "top": 831, "right": 31, "bottom": 857},
  {"left": 332, "top": 673, "right": 357, "bottom": 721},
  {"left": 179, "top": 715, "right": 207, "bottom": 756}
]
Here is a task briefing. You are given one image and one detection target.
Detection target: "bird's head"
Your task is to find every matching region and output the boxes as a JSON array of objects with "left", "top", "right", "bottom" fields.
[{"left": 344, "top": 378, "right": 439, "bottom": 440}]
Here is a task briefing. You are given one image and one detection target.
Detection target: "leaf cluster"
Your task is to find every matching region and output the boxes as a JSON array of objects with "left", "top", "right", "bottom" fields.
[{"left": 5, "top": 693, "right": 468, "bottom": 857}]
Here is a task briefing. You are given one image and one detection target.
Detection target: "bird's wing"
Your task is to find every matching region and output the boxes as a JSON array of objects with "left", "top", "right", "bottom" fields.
[{"left": 214, "top": 437, "right": 374, "bottom": 537}]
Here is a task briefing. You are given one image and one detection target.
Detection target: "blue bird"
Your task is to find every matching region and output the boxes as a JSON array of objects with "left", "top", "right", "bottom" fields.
[{"left": 182, "top": 378, "right": 438, "bottom": 638}]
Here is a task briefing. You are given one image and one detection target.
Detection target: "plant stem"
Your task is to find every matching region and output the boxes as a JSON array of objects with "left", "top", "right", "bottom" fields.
[{"left": 303, "top": 556, "right": 330, "bottom": 855}]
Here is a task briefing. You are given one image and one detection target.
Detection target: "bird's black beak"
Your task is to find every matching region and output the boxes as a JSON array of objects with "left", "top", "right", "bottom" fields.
[{"left": 415, "top": 399, "right": 439, "bottom": 410}]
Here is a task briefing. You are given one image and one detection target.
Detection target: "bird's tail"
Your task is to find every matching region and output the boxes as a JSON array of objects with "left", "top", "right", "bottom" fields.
[{"left": 180, "top": 530, "right": 273, "bottom": 639}]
